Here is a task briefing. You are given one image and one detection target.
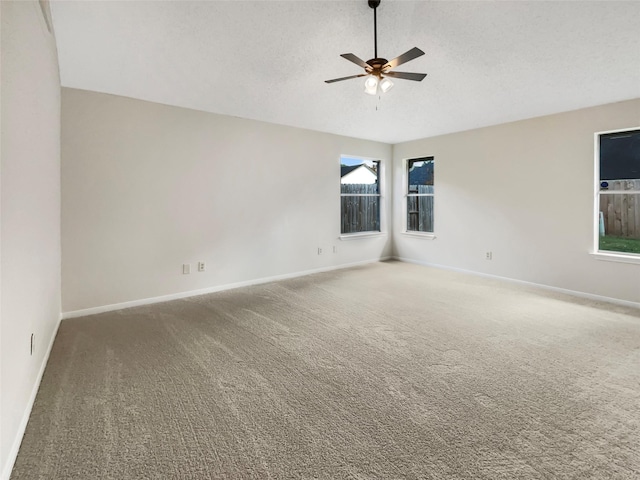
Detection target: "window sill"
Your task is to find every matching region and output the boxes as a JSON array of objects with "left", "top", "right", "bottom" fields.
[
  {"left": 339, "top": 232, "right": 386, "bottom": 241},
  {"left": 590, "top": 252, "right": 640, "bottom": 265},
  {"left": 401, "top": 231, "right": 436, "bottom": 240}
]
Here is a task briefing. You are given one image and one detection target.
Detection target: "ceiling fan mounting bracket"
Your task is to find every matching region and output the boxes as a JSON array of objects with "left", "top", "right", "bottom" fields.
[{"left": 368, "top": 0, "right": 381, "bottom": 9}]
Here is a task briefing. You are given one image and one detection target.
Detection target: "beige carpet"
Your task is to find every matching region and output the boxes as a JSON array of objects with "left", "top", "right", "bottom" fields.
[{"left": 11, "top": 261, "right": 640, "bottom": 479}]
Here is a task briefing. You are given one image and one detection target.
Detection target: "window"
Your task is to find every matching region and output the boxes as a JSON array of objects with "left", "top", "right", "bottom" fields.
[
  {"left": 340, "top": 157, "right": 380, "bottom": 234},
  {"left": 406, "top": 157, "right": 434, "bottom": 233},
  {"left": 596, "top": 129, "right": 640, "bottom": 256}
]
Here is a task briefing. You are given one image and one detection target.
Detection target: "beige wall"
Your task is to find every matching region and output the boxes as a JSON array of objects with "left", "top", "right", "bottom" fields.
[
  {"left": 61, "top": 88, "right": 392, "bottom": 313},
  {"left": 62, "top": 91, "right": 639, "bottom": 311},
  {"left": 393, "top": 99, "right": 640, "bottom": 304},
  {"left": 1, "top": 1, "right": 61, "bottom": 477}
]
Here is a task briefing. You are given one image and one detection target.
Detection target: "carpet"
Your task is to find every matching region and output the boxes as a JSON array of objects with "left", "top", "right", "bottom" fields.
[{"left": 11, "top": 261, "right": 640, "bottom": 479}]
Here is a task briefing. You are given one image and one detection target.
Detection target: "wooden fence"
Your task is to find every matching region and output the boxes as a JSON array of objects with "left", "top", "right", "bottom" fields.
[
  {"left": 407, "top": 185, "right": 434, "bottom": 232},
  {"left": 341, "top": 184, "right": 379, "bottom": 234},
  {"left": 340, "top": 179, "right": 639, "bottom": 238},
  {"left": 599, "top": 179, "right": 640, "bottom": 238}
]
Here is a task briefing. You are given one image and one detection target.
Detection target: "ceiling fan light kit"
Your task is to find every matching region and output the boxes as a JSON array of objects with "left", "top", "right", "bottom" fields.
[
  {"left": 326, "top": 0, "right": 427, "bottom": 95},
  {"left": 365, "top": 76, "right": 393, "bottom": 95}
]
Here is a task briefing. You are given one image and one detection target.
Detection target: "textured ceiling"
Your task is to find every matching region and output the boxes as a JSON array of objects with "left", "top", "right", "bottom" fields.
[{"left": 50, "top": 1, "right": 640, "bottom": 144}]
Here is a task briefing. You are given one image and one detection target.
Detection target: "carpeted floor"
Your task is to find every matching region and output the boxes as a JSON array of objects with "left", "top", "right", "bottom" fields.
[{"left": 11, "top": 261, "right": 640, "bottom": 479}]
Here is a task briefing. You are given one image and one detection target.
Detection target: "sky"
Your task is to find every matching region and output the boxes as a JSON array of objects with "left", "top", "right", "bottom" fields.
[{"left": 341, "top": 156, "right": 377, "bottom": 167}]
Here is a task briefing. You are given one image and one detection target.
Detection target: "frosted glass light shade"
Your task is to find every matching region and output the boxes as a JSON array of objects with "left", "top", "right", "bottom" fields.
[
  {"left": 364, "top": 75, "right": 379, "bottom": 95},
  {"left": 379, "top": 77, "right": 394, "bottom": 93}
]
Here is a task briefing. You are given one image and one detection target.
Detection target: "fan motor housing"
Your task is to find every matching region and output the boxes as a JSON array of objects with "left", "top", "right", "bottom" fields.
[{"left": 366, "top": 58, "right": 389, "bottom": 75}]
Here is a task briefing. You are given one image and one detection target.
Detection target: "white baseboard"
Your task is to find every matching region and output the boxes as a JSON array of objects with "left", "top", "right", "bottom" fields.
[
  {"left": 394, "top": 256, "right": 640, "bottom": 310},
  {"left": 1, "top": 315, "right": 63, "bottom": 480},
  {"left": 63, "top": 257, "right": 392, "bottom": 320}
]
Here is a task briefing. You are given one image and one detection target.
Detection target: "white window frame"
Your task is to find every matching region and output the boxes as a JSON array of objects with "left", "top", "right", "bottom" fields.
[
  {"left": 591, "top": 127, "right": 640, "bottom": 265},
  {"left": 339, "top": 155, "right": 385, "bottom": 239},
  {"left": 403, "top": 156, "right": 435, "bottom": 239}
]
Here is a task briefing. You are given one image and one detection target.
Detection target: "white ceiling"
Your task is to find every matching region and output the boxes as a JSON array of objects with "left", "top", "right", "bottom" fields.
[{"left": 50, "top": 0, "right": 640, "bottom": 144}]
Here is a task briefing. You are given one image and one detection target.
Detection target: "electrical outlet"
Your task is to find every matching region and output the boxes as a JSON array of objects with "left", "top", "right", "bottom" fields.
[
  {"left": 333, "top": 246, "right": 337, "bottom": 254},
  {"left": 183, "top": 264, "right": 191, "bottom": 274},
  {"left": 198, "top": 261, "right": 206, "bottom": 272},
  {"left": 486, "top": 251, "right": 493, "bottom": 260},
  {"left": 30, "top": 334, "right": 34, "bottom": 355},
  {"left": 318, "top": 247, "right": 323, "bottom": 255}
]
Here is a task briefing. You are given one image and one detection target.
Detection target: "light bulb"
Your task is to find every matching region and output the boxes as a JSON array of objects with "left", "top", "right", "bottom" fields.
[
  {"left": 364, "top": 75, "right": 379, "bottom": 95},
  {"left": 379, "top": 77, "right": 394, "bottom": 93}
]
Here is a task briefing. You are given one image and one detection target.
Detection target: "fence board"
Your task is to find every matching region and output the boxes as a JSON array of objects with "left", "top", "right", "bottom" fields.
[
  {"left": 407, "top": 185, "right": 434, "bottom": 232},
  {"left": 341, "top": 184, "right": 380, "bottom": 234},
  {"left": 599, "top": 179, "right": 640, "bottom": 238}
]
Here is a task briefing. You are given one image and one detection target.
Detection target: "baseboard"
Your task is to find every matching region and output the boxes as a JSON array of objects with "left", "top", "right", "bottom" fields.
[
  {"left": 393, "top": 256, "right": 640, "bottom": 310},
  {"left": 1, "top": 314, "right": 62, "bottom": 480},
  {"left": 63, "top": 257, "right": 392, "bottom": 320}
]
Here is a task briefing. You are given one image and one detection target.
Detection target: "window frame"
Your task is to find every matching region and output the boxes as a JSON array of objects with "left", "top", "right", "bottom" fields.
[
  {"left": 592, "top": 127, "right": 640, "bottom": 264},
  {"left": 339, "top": 155, "right": 384, "bottom": 239},
  {"left": 404, "top": 156, "right": 435, "bottom": 238}
]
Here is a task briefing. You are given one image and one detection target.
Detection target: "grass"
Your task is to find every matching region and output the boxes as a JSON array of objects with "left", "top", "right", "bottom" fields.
[{"left": 599, "top": 235, "right": 640, "bottom": 254}]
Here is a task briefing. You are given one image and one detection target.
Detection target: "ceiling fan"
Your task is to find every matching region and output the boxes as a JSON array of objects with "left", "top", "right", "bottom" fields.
[{"left": 325, "top": 0, "right": 427, "bottom": 95}]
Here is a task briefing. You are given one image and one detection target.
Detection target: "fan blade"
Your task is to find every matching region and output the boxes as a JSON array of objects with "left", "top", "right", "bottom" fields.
[
  {"left": 384, "top": 71, "right": 427, "bottom": 82},
  {"left": 340, "top": 53, "right": 371, "bottom": 70},
  {"left": 325, "top": 74, "right": 368, "bottom": 84},
  {"left": 383, "top": 47, "right": 425, "bottom": 70}
]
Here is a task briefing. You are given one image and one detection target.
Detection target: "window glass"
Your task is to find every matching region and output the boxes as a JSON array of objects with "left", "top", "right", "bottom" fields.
[
  {"left": 340, "top": 157, "right": 380, "bottom": 234},
  {"left": 597, "top": 130, "right": 640, "bottom": 255},
  {"left": 600, "top": 131, "right": 640, "bottom": 181},
  {"left": 407, "top": 158, "right": 434, "bottom": 233}
]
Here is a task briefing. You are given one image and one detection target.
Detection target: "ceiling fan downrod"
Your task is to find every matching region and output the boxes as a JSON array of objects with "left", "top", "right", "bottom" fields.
[{"left": 369, "top": 0, "right": 380, "bottom": 59}]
